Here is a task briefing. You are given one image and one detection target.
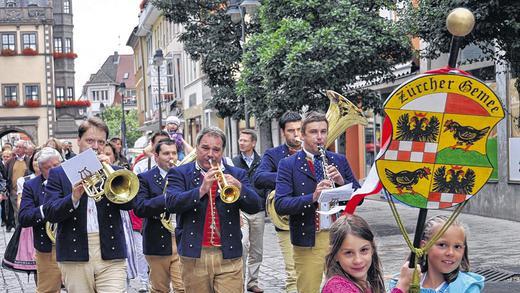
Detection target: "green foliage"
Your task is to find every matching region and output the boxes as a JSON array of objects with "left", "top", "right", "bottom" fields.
[
  {"left": 154, "top": 0, "right": 412, "bottom": 122},
  {"left": 400, "top": 0, "right": 520, "bottom": 67},
  {"left": 102, "top": 107, "right": 141, "bottom": 147},
  {"left": 239, "top": 0, "right": 412, "bottom": 121},
  {"left": 152, "top": 0, "right": 249, "bottom": 119}
]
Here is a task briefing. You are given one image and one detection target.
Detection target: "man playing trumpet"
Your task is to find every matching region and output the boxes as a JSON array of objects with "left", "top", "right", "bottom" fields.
[
  {"left": 134, "top": 140, "right": 184, "bottom": 293},
  {"left": 275, "top": 111, "right": 360, "bottom": 293},
  {"left": 165, "top": 127, "right": 262, "bottom": 293},
  {"left": 44, "top": 117, "right": 134, "bottom": 292}
]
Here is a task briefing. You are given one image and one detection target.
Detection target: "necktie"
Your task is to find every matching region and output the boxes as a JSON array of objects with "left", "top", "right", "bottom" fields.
[{"left": 314, "top": 155, "right": 324, "bottom": 182}]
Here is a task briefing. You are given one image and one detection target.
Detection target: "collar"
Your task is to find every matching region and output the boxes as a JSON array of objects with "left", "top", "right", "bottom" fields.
[
  {"left": 158, "top": 166, "right": 168, "bottom": 178},
  {"left": 16, "top": 155, "right": 25, "bottom": 161},
  {"left": 241, "top": 151, "right": 254, "bottom": 161},
  {"left": 302, "top": 147, "right": 318, "bottom": 160}
]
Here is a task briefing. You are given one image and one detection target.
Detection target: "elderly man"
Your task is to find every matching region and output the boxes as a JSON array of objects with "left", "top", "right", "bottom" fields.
[
  {"left": 165, "top": 126, "right": 262, "bottom": 293},
  {"left": 19, "top": 147, "right": 63, "bottom": 293},
  {"left": 6, "top": 140, "right": 31, "bottom": 230}
]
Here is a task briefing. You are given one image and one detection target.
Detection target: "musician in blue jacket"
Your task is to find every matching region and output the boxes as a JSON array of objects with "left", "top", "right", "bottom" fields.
[
  {"left": 134, "top": 140, "right": 184, "bottom": 293},
  {"left": 165, "top": 126, "right": 262, "bottom": 293},
  {"left": 19, "top": 147, "right": 62, "bottom": 293},
  {"left": 252, "top": 110, "right": 302, "bottom": 293},
  {"left": 44, "top": 117, "right": 133, "bottom": 292},
  {"left": 275, "top": 111, "right": 360, "bottom": 293}
]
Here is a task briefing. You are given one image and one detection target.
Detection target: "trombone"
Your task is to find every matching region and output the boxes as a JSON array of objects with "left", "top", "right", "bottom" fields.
[
  {"left": 209, "top": 159, "right": 240, "bottom": 204},
  {"left": 82, "top": 162, "right": 139, "bottom": 204}
]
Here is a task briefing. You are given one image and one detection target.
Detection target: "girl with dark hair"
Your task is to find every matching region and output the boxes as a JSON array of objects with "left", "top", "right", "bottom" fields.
[
  {"left": 390, "top": 215, "right": 484, "bottom": 292},
  {"left": 323, "top": 215, "right": 412, "bottom": 293}
]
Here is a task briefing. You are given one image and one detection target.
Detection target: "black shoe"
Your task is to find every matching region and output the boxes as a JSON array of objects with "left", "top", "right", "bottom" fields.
[
  {"left": 6, "top": 226, "right": 13, "bottom": 233},
  {"left": 1, "top": 222, "right": 5, "bottom": 227}
]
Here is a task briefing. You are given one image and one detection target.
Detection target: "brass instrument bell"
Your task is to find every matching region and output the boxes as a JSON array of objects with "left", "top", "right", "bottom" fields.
[{"left": 209, "top": 159, "right": 240, "bottom": 204}]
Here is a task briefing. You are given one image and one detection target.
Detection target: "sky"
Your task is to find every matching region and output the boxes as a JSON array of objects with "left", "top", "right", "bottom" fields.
[{"left": 73, "top": 0, "right": 142, "bottom": 97}]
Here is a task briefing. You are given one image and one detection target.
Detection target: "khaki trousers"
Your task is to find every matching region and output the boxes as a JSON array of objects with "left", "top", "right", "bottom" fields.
[
  {"left": 35, "top": 247, "right": 61, "bottom": 293},
  {"left": 58, "top": 233, "right": 127, "bottom": 293},
  {"left": 180, "top": 247, "right": 243, "bottom": 293},
  {"left": 241, "top": 211, "right": 265, "bottom": 288},
  {"left": 276, "top": 230, "right": 297, "bottom": 293},
  {"left": 145, "top": 235, "right": 184, "bottom": 293},
  {"left": 293, "top": 231, "right": 329, "bottom": 293}
]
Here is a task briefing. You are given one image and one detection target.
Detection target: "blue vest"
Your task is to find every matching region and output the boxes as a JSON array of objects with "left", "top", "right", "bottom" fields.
[
  {"left": 44, "top": 165, "right": 133, "bottom": 262},
  {"left": 19, "top": 174, "right": 53, "bottom": 253},
  {"left": 165, "top": 161, "right": 261, "bottom": 259},
  {"left": 274, "top": 150, "right": 360, "bottom": 247},
  {"left": 134, "top": 167, "right": 173, "bottom": 256}
]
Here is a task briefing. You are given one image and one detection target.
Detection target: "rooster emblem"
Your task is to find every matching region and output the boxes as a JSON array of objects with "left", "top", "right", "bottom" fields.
[
  {"left": 395, "top": 112, "right": 440, "bottom": 142},
  {"left": 433, "top": 166, "right": 476, "bottom": 194},
  {"left": 443, "top": 120, "right": 490, "bottom": 151},
  {"left": 385, "top": 167, "right": 431, "bottom": 195}
]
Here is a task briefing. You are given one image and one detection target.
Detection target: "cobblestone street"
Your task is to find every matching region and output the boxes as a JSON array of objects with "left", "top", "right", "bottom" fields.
[{"left": 1, "top": 198, "right": 519, "bottom": 292}]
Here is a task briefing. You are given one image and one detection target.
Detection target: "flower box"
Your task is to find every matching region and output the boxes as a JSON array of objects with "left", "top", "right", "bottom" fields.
[
  {"left": 24, "top": 100, "right": 41, "bottom": 107},
  {"left": 55, "top": 100, "right": 91, "bottom": 108},
  {"left": 1, "top": 49, "right": 16, "bottom": 56},
  {"left": 22, "top": 48, "right": 38, "bottom": 56},
  {"left": 53, "top": 52, "right": 78, "bottom": 59},
  {"left": 65, "top": 52, "right": 78, "bottom": 59},
  {"left": 4, "top": 100, "right": 19, "bottom": 107}
]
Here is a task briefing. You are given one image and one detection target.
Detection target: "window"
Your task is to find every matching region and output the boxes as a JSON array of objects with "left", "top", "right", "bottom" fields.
[
  {"left": 25, "top": 85, "right": 40, "bottom": 101},
  {"left": 64, "top": 38, "right": 72, "bottom": 53},
  {"left": 167, "top": 60, "right": 174, "bottom": 93},
  {"left": 67, "top": 87, "right": 74, "bottom": 100},
  {"left": 6, "top": 0, "right": 16, "bottom": 8},
  {"left": 63, "top": 0, "right": 71, "bottom": 13},
  {"left": 56, "top": 87, "right": 65, "bottom": 102},
  {"left": 54, "top": 38, "right": 62, "bottom": 53},
  {"left": 3, "top": 85, "right": 18, "bottom": 105},
  {"left": 22, "top": 33, "right": 37, "bottom": 50},
  {"left": 1, "top": 33, "right": 16, "bottom": 51}
]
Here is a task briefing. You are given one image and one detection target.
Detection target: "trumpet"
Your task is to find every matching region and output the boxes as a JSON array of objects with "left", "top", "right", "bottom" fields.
[{"left": 209, "top": 159, "right": 240, "bottom": 204}]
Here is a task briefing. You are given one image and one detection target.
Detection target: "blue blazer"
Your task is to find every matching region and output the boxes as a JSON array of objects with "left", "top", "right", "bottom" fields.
[
  {"left": 44, "top": 165, "right": 133, "bottom": 262},
  {"left": 274, "top": 150, "right": 360, "bottom": 247},
  {"left": 18, "top": 174, "right": 53, "bottom": 253},
  {"left": 134, "top": 167, "right": 172, "bottom": 256},
  {"left": 253, "top": 144, "right": 292, "bottom": 191},
  {"left": 165, "top": 161, "right": 261, "bottom": 259}
]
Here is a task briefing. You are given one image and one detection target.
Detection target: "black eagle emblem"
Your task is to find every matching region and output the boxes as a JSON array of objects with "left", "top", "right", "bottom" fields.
[
  {"left": 395, "top": 113, "right": 440, "bottom": 142},
  {"left": 432, "top": 166, "right": 476, "bottom": 194},
  {"left": 443, "top": 120, "right": 490, "bottom": 151},
  {"left": 385, "top": 167, "right": 431, "bottom": 195}
]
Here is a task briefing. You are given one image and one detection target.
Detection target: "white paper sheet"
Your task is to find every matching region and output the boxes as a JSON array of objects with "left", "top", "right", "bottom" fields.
[
  {"left": 318, "top": 183, "right": 354, "bottom": 203},
  {"left": 61, "top": 148, "right": 102, "bottom": 185}
]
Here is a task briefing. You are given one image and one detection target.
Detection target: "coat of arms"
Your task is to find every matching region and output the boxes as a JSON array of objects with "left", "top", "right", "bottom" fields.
[{"left": 376, "top": 73, "right": 504, "bottom": 209}]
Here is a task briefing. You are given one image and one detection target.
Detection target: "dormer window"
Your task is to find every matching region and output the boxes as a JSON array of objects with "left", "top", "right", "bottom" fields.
[{"left": 6, "top": 0, "right": 17, "bottom": 8}]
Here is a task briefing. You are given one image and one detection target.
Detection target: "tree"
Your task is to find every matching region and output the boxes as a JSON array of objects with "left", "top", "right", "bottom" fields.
[
  {"left": 102, "top": 107, "right": 141, "bottom": 148},
  {"left": 238, "top": 0, "right": 413, "bottom": 124},
  {"left": 152, "top": 0, "right": 248, "bottom": 119},
  {"left": 400, "top": 0, "right": 520, "bottom": 90}
]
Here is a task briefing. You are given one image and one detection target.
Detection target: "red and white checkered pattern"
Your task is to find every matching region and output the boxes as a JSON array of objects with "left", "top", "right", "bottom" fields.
[
  {"left": 384, "top": 140, "right": 437, "bottom": 163},
  {"left": 427, "top": 192, "right": 473, "bottom": 209}
]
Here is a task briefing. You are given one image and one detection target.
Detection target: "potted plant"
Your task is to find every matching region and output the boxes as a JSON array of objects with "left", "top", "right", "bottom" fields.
[
  {"left": 55, "top": 100, "right": 91, "bottom": 108},
  {"left": 24, "top": 100, "right": 41, "bottom": 107},
  {"left": 4, "top": 100, "right": 19, "bottom": 107},
  {"left": 22, "top": 48, "right": 38, "bottom": 56},
  {"left": 53, "top": 52, "right": 65, "bottom": 59},
  {"left": 1, "top": 48, "right": 16, "bottom": 56},
  {"left": 65, "top": 52, "right": 78, "bottom": 59}
]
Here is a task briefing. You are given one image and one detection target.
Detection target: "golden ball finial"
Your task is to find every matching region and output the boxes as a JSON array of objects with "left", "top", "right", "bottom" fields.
[{"left": 446, "top": 8, "right": 475, "bottom": 37}]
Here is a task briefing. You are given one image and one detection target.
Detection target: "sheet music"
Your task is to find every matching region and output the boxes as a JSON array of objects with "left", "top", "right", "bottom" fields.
[
  {"left": 61, "top": 148, "right": 102, "bottom": 185},
  {"left": 318, "top": 183, "right": 354, "bottom": 203}
]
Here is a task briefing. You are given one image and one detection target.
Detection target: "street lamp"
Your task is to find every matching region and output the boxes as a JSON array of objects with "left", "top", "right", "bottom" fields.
[
  {"left": 153, "top": 49, "right": 165, "bottom": 131},
  {"left": 117, "top": 82, "right": 128, "bottom": 157},
  {"left": 226, "top": 0, "right": 260, "bottom": 129}
]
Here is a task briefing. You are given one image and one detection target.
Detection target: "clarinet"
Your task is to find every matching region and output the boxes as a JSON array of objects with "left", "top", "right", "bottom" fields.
[{"left": 317, "top": 145, "right": 335, "bottom": 188}]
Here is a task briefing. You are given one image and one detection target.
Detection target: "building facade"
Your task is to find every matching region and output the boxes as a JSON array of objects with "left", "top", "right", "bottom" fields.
[{"left": 0, "top": 0, "right": 84, "bottom": 145}]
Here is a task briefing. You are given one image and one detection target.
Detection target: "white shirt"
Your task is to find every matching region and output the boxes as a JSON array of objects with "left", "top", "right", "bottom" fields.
[
  {"left": 133, "top": 156, "right": 157, "bottom": 175},
  {"left": 72, "top": 188, "right": 99, "bottom": 233}
]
